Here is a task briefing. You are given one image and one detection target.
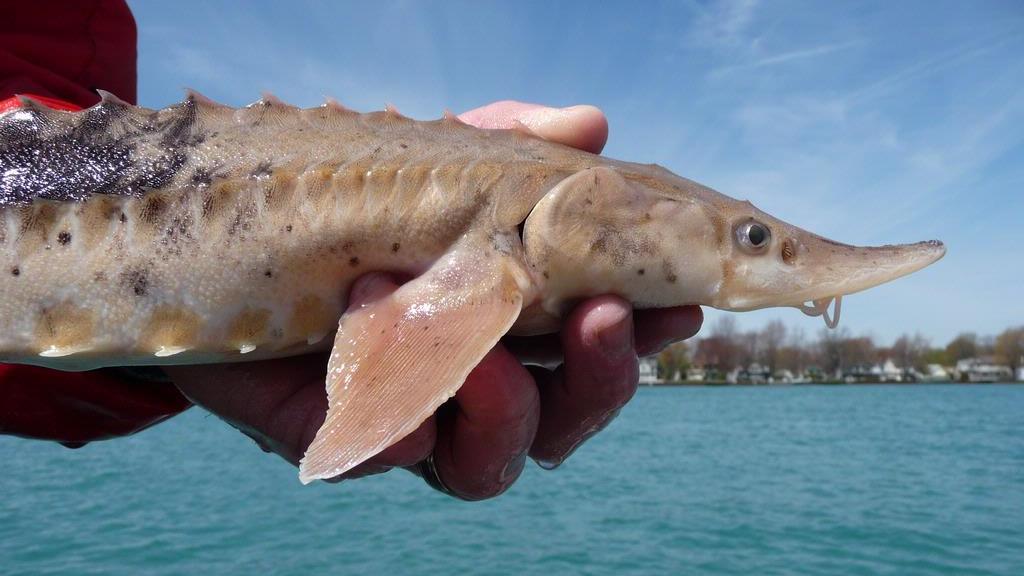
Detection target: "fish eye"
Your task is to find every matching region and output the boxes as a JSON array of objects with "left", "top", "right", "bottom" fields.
[{"left": 736, "top": 220, "right": 771, "bottom": 253}]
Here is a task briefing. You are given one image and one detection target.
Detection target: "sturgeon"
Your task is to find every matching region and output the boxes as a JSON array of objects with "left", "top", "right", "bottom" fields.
[{"left": 0, "top": 92, "right": 944, "bottom": 482}]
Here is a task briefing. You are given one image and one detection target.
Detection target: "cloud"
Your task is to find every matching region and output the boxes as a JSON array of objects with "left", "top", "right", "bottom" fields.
[
  {"left": 846, "top": 31, "right": 1019, "bottom": 107},
  {"left": 689, "top": 0, "right": 761, "bottom": 50},
  {"left": 710, "top": 41, "right": 862, "bottom": 78}
]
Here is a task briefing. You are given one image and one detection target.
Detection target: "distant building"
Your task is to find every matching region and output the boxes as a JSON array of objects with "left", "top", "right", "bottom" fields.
[
  {"left": 769, "top": 369, "right": 808, "bottom": 385},
  {"left": 954, "top": 357, "right": 1013, "bottom": 383},
  {"left": 873, "top": 359, "right": 904, "bottom": 382},
  {"left": 844, "top": 363, "right": 878, "bottom": 383},
  {"left": 843, "top": 359, "right": 904, "bottom": 383},
  {"left": 920, "top": 364, "right": 951, "bottom": 382},
  {"left": 731, "top": 363, "right": 770, "bottom": 385},
  {"left": 639, "top": 356, "right": 661, "bottom": 386}
]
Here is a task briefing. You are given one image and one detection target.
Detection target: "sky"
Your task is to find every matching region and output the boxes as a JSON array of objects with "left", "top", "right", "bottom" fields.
[{"left": 129, "top": 0, "right": 1024, "bottom": 347}]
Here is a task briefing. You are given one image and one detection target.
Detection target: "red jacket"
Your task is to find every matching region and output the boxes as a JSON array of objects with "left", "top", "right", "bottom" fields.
[{"left": 0, "top": 0, "right": 191, "bottom": 445}]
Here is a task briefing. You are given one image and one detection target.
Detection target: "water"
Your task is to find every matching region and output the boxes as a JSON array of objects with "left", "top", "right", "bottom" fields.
[{"left": 1, "top": 385, "right": 1021, "bottom": 575}]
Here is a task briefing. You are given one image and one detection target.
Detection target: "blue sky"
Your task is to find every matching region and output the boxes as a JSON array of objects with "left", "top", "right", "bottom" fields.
[{"left": 129, "top": 0, "right": 1023, "bottom": 346}]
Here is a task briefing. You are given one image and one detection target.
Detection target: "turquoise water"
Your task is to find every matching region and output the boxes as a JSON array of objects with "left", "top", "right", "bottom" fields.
[{"left": 1, "top": 385, "right": 1021, "bottom": 575}]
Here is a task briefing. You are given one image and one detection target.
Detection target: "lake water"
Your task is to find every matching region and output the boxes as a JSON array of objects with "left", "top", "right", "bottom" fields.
[{"left": 1, "top": 385, "right": 1021, "bottom": 575}]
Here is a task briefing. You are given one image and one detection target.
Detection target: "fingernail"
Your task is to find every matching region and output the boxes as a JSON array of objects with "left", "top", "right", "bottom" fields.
[
  {"left": 238, "top": 428, "right": 273, "bottom": 453},
  {"left": 536, "top": 434, "right": 585, "bottom": 470},
  {"left": 536, "top": 408, "right": 622, "bottom": 470},
  {"left": 594, "top": 305, "right": 634, "bottom": 358},
  {"left": 534, "top": 430, "right": 588, "bottom": 470},
  {"left": 535, "top": 457, "right": 562, "bottom": 471},
  {"left": 499, "top": 452, "right": 528, "bottom": 486}
]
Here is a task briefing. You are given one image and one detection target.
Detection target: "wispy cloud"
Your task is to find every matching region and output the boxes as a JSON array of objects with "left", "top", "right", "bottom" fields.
[
  {"left": 710, "top": 41, "right": 861, "bottom": 78},
  {"left": 845, "top": 31, "right": 1021, "bottom": 107},
  {"left": 689, "top": 0, "right": 761, "bottom": 50}
]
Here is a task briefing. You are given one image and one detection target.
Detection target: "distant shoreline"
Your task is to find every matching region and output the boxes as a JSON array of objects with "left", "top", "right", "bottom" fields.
[{"left": 645, "top": 380, "right": 1022, "bottom": 387}]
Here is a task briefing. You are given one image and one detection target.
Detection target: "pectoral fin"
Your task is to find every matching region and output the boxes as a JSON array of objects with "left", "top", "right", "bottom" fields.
[{"left": 299, "top": 237, "right": 527, "bottom": 484}]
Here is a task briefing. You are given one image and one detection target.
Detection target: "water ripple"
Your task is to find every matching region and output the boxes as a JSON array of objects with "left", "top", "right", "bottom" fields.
[{"left": 1, "top": 385, "right": 1021, "bottom": 575}]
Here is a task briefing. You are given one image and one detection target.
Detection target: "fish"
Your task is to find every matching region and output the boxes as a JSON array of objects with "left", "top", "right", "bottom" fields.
[{"left": 0, "top": 92, "right": 945, "bottom": 483}]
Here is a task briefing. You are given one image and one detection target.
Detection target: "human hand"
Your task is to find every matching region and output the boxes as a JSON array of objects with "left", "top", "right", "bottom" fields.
[
  {"left": 168, "top": 101, "right": 703, "bottom": 499},
  {"left": 0, "top": 364, "right": 191, "bottom": 447}
]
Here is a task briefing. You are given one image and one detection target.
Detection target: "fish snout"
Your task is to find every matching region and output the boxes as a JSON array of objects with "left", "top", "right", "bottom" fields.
[
  {"left": 715, "top": 230, "right": 945, "bottom": 324},
  {"left": 792, "top": 237, "right": 945, "bottom": 302}
]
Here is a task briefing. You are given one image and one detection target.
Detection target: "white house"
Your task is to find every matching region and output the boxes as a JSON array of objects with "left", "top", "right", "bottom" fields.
[
  {"left": 639, "top": 356, "right": 661, "bottom": 386},
  {"left": 869, "top": 359, "right": 903, "bottom": 382},
  {"left": 920, "top": 364, "right": 950, "bottom": 382},
  {"left": 955, "top": 358, "right": 1013, "bottom": 383},
  {"left": 685, "top": 367, "right": 706, "bottom": 382}
]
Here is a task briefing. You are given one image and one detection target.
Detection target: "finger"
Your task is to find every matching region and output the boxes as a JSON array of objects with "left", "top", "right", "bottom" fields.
[
  {"left": 347, "top": 271, "right": 403, "bottom": 308},
  {"left": 168, "top": 355, "right": 328, "bottom": 465},
  {"left": 168, "top": 272, "right": 436, "bottom": 480},
  {"left": 529, "top": 296, "right": 638, "bottom": 468},
  {"left": 459, "top": 100, "right": 609, "bottom": 154},
  {"left": 429, "top": 345, "right": 540, "bottom": 500},
  {"left": 330, "top": 416, "right": 437, "bottom": 481},
  {"left": 506, "top": 305, "right": 704, "bottom": 366},
  {"left": 170, "top": 351, "right": 437, "bottom": 477},
  {"left": 0, "top": 364, "right": 190, "bottom": 443},
  {"left": 634, "top": 305, "right": 704, "bottom": 357}
]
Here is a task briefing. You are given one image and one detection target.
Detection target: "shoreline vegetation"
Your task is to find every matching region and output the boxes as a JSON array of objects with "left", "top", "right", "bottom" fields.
[
  {"left": 644, "top": 378, "right": 1022, "bottom": 387},
  {"left": 644, "top": 317, "right": 1024, "bottom": 386}
]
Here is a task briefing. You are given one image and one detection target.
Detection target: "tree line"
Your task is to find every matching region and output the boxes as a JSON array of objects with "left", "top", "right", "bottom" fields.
[{"left": 656, "top": 316, "right": 1024, "bottom": 382}]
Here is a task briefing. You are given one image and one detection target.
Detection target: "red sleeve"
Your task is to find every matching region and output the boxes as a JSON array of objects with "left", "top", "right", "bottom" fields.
[
  {"left": 0, "top": 0, "right": 191, "bottom": 445},
  {"left": 0, "top": 0, "right": 137, "bottom": 106},
  {"left": 0, "top": 365, "right": 191, "bottom": 444}
]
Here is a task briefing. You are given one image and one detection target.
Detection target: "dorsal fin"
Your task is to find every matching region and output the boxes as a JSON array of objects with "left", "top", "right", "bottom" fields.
[
  {"left": 299, "top": 98, "right": 357, "bottom": 130},
  {"left": 81, "top": 89, "right": 149, "bottom": 139},
  {"left": 234, "top": 94, "right": 299, "bottom": 128},
  {"left": 323, "top": 97, "right": 353, "bottom": 114},
  {"left": 96, "top": 89, "right": 130, "bottom": 109},
  {"left": 508, "top": 118, "right": 539, "bottom": 139},
  {"left": 184, "top": 89, "right": 229, "bottom": 111},
  {"left": 9, "top": 95, "right": 64, "bottom": 127},
  {"left": 70, "top": 92, "right": 133, "bottom": 142},
  {"left": 363, "top": 107, "right": 414, "bottom": 127},
  {"left": 180, "top": 89, "right": 234, "bottom": 129},
  {"left": 260, "top": 92, "right": 296, "bottom": 109},
  {"left": 441, "top": 109, "right": 472, "bottom": 131},
  {"left": 152, "top": 97, "right": 199, "bottom": 147},
  {"left": 15, "top": 94, "right": 57, "bottom": 111}
]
